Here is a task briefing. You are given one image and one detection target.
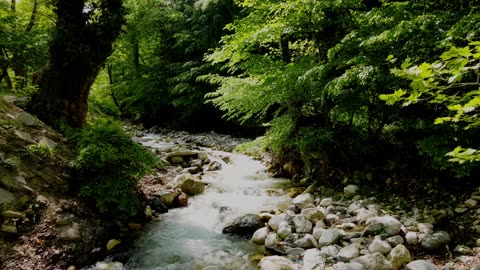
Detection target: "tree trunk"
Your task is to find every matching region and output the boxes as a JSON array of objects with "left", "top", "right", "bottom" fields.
[
  {"left": 30, "top": 0, "right": 124, "bottom": 127},
  {"left": 10, "top": 0, "right": 15, "bottom": 12}
]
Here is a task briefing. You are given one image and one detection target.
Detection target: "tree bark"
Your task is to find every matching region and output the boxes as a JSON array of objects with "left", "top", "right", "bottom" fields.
[{"left": 30, "top": 0, "right": 124, "bottom": 127}]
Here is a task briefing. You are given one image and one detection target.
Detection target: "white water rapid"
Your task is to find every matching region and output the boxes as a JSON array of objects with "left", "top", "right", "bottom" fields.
[{"left": 85, "top": 133, "right": 290, "bottom": 270}]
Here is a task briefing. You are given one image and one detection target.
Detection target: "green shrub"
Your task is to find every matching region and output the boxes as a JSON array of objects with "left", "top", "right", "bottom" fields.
[{"left": 74, "top": 118, "right": 157, "bottom": 218}]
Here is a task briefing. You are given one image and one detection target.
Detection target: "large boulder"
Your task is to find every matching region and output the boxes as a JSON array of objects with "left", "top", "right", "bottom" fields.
[
  {"left": 154, "top": 190, "right": 180, "bottom": 207},
  {"left": 258, "top": 256, "right": 297, "bottom": 270},
  {"left": 421, "top": 231, "right": 450, "bottom": 250},
  {"left": 179, "top": 179, "right": 205, "bottom": 196},
  {"left": 222, "top": 214, "right": 264, "bottom": 236}
]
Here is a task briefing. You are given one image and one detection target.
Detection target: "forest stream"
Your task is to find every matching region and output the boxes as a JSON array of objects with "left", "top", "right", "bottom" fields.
[{"left": 86, "top": 131, "right": 290, "bottom": 270}]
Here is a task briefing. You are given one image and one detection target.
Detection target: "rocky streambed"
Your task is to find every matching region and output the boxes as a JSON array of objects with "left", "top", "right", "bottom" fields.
[{"left": 87, "top": 127, "right": 480, "bottom": 270}]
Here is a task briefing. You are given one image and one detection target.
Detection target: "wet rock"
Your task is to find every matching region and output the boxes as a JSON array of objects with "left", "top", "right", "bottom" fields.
[
  {"left": 128, "top": 223, "right": 142, "bottom": 230},
  {"left": 222, "top": 214, "right": 263, "bottom": 236},
  {"left": 170, "top": 156, "right": 184, "bottom": 164},
  {"left": 337, "top": 244, "right": 360, "bottom": 261},
  {"left": 303, "top": 248, "right": 325, "bottom": 270},
  {"left": 387, "top": 244, "right": 412, "bottom": 270},
  {"left": 58, "top": 222, "right": 81, "bottom": 241},
  {"left": 292, "top": 193, "right": 314, "bottom": 209},
  {"left": 252, "top": 227, "right": 269, "bottom": 244},
  {"left": 318, "top": 229, "right": 341, "bottom": 247},
  {"left": 405, "top": 260, "right": 439, "bottom": 270},
  {"left": 179, "top": 179, "right": 205, "bottom": 196},
  {"left": 207, "top": 161, "right": 222, "bottom": 171},
  {"left": 421, "top": 231, "right": 450, "bottom": 250},
  {"left": 176, "top": 192, "right": 188, "bottom": 207},
  {"left": 258, "top": 255, "right": 296, "bottom": 270},
  {"left": 351, "top": 252, "right": 393, "bottom": 270},
  {"left": 198, "top": 152, "right": 209, "bottom": 161},
  {"left": 155, "top": 190, "right": 180, "bottom": 207},
  {"left": 144, "top": 205, "right": 153, "bottom": 219},
  {"left": 293, "top": 214, "right": 313, "bottom": 233},
  {"left": 151, "top": 197, "right": 168, "bottom": 213}
]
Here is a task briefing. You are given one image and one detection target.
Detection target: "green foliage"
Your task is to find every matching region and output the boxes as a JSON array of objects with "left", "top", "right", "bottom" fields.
[
  {"left": 381, "top": 42, "right": 480, "bottom": 166},
  {"left": 74, "top": 118, "right": 157, "bottom": 217},
  {"left": 234, "top": 136, "right": 266, "bottom": 158},
  {"left": 27, "top": 142, "right": 53, "bottom": 158}
]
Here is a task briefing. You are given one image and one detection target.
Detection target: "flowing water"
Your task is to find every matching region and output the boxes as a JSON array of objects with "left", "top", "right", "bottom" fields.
[{"left": 86, "top": 133, "right": 289, "bottom": 270}]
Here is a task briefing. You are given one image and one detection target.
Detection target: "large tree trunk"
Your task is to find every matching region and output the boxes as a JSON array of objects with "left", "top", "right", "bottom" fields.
[{"left": 31, "top": 0, "right": 124, "bottom": 127}]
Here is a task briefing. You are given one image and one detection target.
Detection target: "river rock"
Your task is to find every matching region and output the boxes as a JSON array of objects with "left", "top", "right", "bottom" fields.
[
  {"left": 405, "top": 260, "right": 440, "bottom": 270},
  {"left": 332, "top": 262, "right": 367, "bottom": 270},
  {"left": 337, "top": 244, "right": 360, "bottom": 261},
  {"left": 278, "top": 222, "right": 292, "bottom": 239},
  {"left": 293, "top": 214, "right": 313, "bottom": 233},
  {"left": 179, "top": 179, "right": 205, "bottom": 196},
  {"left": 386, "top": 235, "right": 404, "bottom": 247},
  {"left": 177, "top": 192, "right": 188, "bottom": 207},
  {"left": 302, "top": 207, "right": 325, "bottom": 223},
  {"left": 151, "top": 197, "right": 168, "bottom": 213},
  {"left": 312, "top": 227, "right": 324, "bottom": 240},
  {"left": 293, "top": 193, "right": 314, "bottom": 209},
  {"left": 421, "top": 231, "right": 450, "bottom": 250},
  {"left": 318, "top": 229, "right": 341, "bottom": 247},
  {"left": 198, "top": 152, "right": 208, "bottom": 161},
  {"left": 387, "top": 244, "right": 411, "bottom": 270},
  {"left": 222, "top": 214, "right": 263, "bottom": 236},
  {"left": 405, "top": 232, "right": 418, "bottom": 245},
  {"left": 258, "top": 256, "right": 296, "bottom": 270},
  {"left": 321, "top": 245, "right": 339, "bottom": 256},
  {"left": 265, "top": 232, "right": 278, "bottom": 247},
  {"left": 465, "top": 199, "right": 478, "bottom": 208},
  {"left": 39, "top": 136, "right": 58, "bottom": 149},
  {"left": 303, "top": 248, "right": 325, "bottom": 270},
  {"left": 348, "top": 201, "right": 365, "bottom": 214},
  {"left": 155, "top": 190, "right": 180, "bottom": 207},
  {"left": 294, "top": 234, "right": 318, "bottom": 249},
  {"left": 252, "top": 227, "right": 269, "bottom": 244},
  {"left": 106, "top": 239, "right": 121, "bottom": 251},
  {"left": 351, "top": 252, "right": 393, "bottom": 270},
  {"left": 366, "top": 216, "right": 402, "bottom": 236},
  {"left": 268, "top": 215, "right": 286, "bottom": 231},
  {"left": 369, "top": 239, "right": 392, "bottom": 254}
]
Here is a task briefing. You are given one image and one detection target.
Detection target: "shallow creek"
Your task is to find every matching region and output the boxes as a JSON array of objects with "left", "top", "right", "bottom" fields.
[{"left": 87, "top": 133, "right": 289, "bottom": 270}]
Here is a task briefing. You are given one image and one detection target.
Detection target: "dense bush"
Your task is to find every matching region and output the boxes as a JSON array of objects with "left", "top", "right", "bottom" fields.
[{"left": 73, "top": 118, "right": 157, "bottom": 218}]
